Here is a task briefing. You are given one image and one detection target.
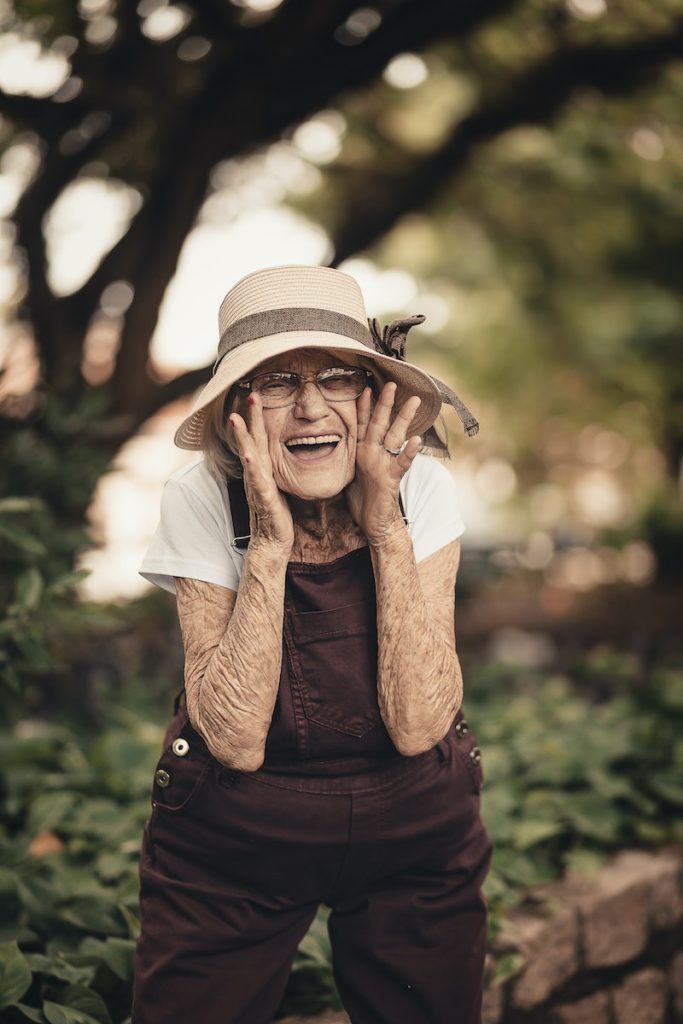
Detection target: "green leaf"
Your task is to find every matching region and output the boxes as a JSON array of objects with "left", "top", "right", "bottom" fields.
[
  {"left": 59, "top": 895, "right": 127, "bottom": 937},
  {"left": 14, "top": 1004, "right": 47, "bottom": 1022},
  {"left": 648, "top": 773, "right": 683, "bottom": 805},
  {"left": 100, "top": 937, "right": 134, "bottom": 982},
  {"left": 13, "top": 633, "right": 52, "bottom": 670},
  {"left": 512, "top": 819, "right": 564, "bottom": 850},
  {"left": 45, "top": 957, "right": 96, "bottom": 987},
  {"left": 0, "top": 498, "right": 45, "bottom": 514},
  {"left": 43, "top": 1002, "right": 103, "bottom": 1024},
  {"left": 563, "top": 848, "right": 608, "bottom": 879},
  {"left": 27, "top": 792, "right": 78, "bottom": 834},
  {"left": 492, "top": 952, "right": 525, "bottom": 985},
  {"left": 0, "top": 940, "right": 33, "bottom": 1010},
  {"left": 14, "top": 569, "right": 44, "bottom": 613},
  {"left": 45, "top": 572, "right": 90, "bottom": 598},
  {"left": 0, "top": 867, "right": 22, "bottom": 924},
  {"left": 76, "top": 938, "right": 134, "bottom": 983},
  {"left": 56, "top": 985, "right": 112, "bottom": 1024},
  {"left": 116, "top": 904, "right": 140, "bottom": 942},
  {"left": 0, "top": 522, "right": 47, "bottom": 557}
]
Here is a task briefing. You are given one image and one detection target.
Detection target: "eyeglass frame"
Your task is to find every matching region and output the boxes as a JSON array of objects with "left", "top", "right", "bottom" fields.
[{"left": 234, "top": 365, "right": 375, "bottom": 409}]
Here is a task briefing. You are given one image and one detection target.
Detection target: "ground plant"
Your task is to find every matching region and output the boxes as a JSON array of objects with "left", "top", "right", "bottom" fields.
[{"left": 0, "top": 646, "right": 680, "bottom": 1020}]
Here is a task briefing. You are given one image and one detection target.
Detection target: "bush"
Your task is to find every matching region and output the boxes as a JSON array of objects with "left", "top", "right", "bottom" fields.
[{"left": 0, "top": 648, "right": 680, "bottom": 1019}]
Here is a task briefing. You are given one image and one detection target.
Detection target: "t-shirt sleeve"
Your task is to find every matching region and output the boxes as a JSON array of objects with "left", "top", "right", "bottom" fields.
[
  {"left": 139, "top": 477, "right": 240, "bottom": 595},
  {"left": 401, "top": 456, "right": 466, "bottom": 564}
]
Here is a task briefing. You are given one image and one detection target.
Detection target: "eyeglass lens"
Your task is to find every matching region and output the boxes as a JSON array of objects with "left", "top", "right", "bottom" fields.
[{"left": 248, "top": 368, "right": 368, "bottom": 407}]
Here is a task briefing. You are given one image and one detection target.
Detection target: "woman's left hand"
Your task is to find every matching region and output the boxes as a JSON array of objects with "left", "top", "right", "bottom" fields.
[{"left": 345, "top": 382, "right": 422, "bottom": 545}]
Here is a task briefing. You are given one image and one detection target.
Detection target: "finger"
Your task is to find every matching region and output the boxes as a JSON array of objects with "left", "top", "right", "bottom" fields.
[
  {"left": 228, "top": 412, "right": 255, "bottom": 464},
  {"left": 245, "top": 392, "right": 270, "bottom": 451},
  {"left": 364, "top": 381, "right": 397, "bottom": 445},
  {"left": 355, "top": 386, "right": 373, "bottom": 442},
  {"left": 395, "top": 434, "right": 422, "bottom": 472},
  {"left": 383, "top": 395, "right": 422, "bottom": 451}
]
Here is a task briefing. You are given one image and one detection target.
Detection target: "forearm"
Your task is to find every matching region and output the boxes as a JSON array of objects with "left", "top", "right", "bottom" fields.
[
  {"left": 178, "top": 542, "right": 288, "bottom": 771},
  {"left": 370, "top": 525, "right": 463, "bottom": 756}
]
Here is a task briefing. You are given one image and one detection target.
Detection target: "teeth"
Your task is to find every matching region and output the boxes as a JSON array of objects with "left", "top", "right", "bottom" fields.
[{"left": 285, "top": 435, "right": 341, "bottom": 447}]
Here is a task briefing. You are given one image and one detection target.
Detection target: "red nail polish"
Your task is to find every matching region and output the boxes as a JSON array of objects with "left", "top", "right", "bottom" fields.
[{"left": 248, "top": 395, "right": 256, "bottom": 406}]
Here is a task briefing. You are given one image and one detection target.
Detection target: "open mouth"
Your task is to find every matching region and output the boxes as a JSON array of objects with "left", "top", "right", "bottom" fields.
[{"left": 284, "top": 434, "right": 341, "bottom": 461}]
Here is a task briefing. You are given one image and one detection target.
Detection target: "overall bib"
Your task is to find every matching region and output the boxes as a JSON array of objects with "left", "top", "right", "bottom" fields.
[{"left": 132, "top": 480, "right": 493, "bottom": 1024}]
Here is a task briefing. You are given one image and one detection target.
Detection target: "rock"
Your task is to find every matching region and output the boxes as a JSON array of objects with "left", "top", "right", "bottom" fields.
[
  {"left": 482, "top": 984, "right": 504, "bottom": 1024},
  {"left": 511, "top": 908, "right": 579, "bottom": 1009},
  {"left": 647, "top": 852, "right": 683, "bottom": 929},
  {"left": 579, "top": 854, "right": 651, "bottom": 967},
  {"left": 612, "top": 967, "right": 667, "bottom": 1024},
  {"left": 669, "top": 951, "right": 683, "bottom": 1019},
  {"left": 550, "top": 990, "right": 611, "bottom": 1024}
]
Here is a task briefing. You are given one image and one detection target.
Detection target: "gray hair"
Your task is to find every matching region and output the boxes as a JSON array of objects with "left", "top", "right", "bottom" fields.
[{"left": 200, "top": 388, "right": 243, "bottom": 483}]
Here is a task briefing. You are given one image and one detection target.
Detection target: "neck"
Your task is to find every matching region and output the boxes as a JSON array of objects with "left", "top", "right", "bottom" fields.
[{"left": 287, "top": 492, "right": 365, "bottom": 561}]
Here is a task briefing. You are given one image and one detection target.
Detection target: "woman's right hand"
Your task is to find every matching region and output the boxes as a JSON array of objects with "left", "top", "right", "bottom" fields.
[{"left": 229, "top": 395, "right": 294, "bottom": 553}]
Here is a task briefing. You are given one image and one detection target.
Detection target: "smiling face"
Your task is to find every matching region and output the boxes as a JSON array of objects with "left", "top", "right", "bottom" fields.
[{"left": 228, "top": 348, "right": 372, "bottom": 501}]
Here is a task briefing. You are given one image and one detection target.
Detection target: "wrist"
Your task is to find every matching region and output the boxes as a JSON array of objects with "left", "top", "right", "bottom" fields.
[
  {"left": 366, "top": 512, "right": 409, "bottom": 552},
  {"left": 247, "top": 536, "right": 292, "bottom": 568}
]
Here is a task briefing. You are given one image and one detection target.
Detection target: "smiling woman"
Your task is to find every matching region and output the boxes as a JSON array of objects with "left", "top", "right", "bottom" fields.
[{"left": 133, "top": 264, "right": 492, "bottom": 1024}]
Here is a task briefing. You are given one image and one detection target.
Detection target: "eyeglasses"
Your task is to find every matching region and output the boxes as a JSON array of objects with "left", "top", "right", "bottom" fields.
[{"left": 236, "top": 366, "right": 372, "bottom": 409}]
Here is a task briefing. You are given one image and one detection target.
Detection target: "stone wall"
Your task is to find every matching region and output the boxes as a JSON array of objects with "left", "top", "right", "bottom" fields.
[{"left": 279, "top": 848, "right": 683, "bottom": 1024}]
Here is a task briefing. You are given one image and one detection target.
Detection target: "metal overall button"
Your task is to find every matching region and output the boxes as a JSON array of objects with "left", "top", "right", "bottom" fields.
[
  {"left": 154, "top": 769, "right": 171, "bottom": 788},
  {"left": 455, "top": 719, "right": 469, "bottom": 737},
  {"left": 469, "top": 746, "right": 482, "bottom": 765},
  {"left": 172, "top": 738, "right": 190, "bottom": 757}
]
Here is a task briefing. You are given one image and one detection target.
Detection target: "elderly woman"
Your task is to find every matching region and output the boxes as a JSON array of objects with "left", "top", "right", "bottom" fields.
[{"left": 133, "top": 265, "right": 492, "bottom": 1024}]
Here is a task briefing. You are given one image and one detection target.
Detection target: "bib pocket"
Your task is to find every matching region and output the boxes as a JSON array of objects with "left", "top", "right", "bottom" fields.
[{"left": 285, "top": 601, "right": 383, "bottom": 738}]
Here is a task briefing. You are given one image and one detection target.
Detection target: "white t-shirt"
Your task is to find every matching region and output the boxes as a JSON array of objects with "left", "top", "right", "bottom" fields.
[{"left": 139, "top": 453, "right": 465, "bottom": 595}]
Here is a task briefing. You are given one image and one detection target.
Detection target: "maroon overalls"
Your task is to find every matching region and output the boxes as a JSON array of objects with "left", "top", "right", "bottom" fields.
[{"left": 132, "top": 479, "right": 493, "bottom": 1024}]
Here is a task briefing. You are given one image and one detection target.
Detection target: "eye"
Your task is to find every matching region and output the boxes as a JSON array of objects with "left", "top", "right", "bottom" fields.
[
  {"left": 257, "top": 372, "right": 297, "bottom": 392},
  {"left": 319, "top": 368, "right": 363, "bottom": 390}
]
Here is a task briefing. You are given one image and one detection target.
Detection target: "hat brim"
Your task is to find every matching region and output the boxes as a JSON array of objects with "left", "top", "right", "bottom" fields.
[{"left": 173, "top": 331, "right": 443, "bottom": 449}]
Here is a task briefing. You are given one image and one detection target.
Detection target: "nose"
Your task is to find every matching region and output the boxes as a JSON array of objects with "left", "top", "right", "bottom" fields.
[{"left": 292, "top": 379, "right": 331, "bottom": 418}]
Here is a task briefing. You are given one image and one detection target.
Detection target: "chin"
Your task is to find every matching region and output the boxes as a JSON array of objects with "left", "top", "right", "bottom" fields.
[
  {"left": 281, "top": 468, "right": 353, "bottom": 502},
  {"left": 287, "top": 482, "right": 346, "bottom": 501}
]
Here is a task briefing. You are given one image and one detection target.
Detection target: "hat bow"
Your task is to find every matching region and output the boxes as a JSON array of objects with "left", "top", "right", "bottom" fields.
[{"left": 368, "top": 315, "right": 479, "bottom": 443}]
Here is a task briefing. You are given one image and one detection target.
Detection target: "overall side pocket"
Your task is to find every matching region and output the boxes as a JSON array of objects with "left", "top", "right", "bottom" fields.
[
  {"left": 151, "top": 709, "right": 214, "bottom": 814},
  {"left": 450, "top": 714, "right": 484, "bottom": 796}
]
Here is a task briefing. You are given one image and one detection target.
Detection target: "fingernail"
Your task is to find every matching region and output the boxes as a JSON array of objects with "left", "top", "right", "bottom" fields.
[{"left": 248, "top": 395, "right": 256, "bottom": 406}]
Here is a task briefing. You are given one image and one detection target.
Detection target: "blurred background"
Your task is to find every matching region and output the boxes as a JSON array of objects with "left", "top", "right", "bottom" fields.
[{"left": 0, "top": 0, "right": 681, "bottom": 1020}]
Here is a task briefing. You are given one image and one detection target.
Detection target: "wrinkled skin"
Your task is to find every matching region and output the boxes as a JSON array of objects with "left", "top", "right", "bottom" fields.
[
  {"left": 175, "top": 346, "right": 463, "bottom": 770},
  {"left": 226, "top": 348, "right": 422, "bottom": 552}
]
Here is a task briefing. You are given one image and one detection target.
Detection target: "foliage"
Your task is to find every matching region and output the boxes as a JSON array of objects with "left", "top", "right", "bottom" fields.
[
  {"left": 0, "top": 649, "right": 680, "bottom": 1020},
  {"left": 0, "top": 487, "right": 123, "bottom": 724},
  {"left": 1, "top": 0, "right": 682, "bottom": 523},
  {"left": 466, "top": 654, "right": 683, "bottom": 935},
  {"left": 0, "top": 715, "right": 158, "bottom": 1023},
  {"left": 0, "top": 493, "right": 101, "bottom": 720}
]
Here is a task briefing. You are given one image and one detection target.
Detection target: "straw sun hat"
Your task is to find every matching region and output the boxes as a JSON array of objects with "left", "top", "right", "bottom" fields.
[{"left": 173, "top": 265, "right": 479, "bottom": 451}]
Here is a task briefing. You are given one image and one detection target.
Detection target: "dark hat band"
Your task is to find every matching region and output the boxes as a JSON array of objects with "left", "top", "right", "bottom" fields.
[{"left": 213, "top": 307, "right": 373, "bottom": 375}]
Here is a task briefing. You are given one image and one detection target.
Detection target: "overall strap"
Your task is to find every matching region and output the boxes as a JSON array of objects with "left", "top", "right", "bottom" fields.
[
  {"left": 227, "top": 475, "right": 251, "bottom": 550},
  {"left": 226, "top": 474, "right": 409, "bottom": 550}
]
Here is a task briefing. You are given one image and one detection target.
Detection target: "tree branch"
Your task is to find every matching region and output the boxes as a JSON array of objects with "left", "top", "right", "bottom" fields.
[
  {"left": 139, "top": 364, "right": 212, "bottom": 423},
  {"left": 98, "top": 0, "right": 521, "bottom": 416},
  {"left": 330, "top": 21, "right": 683, "bottom": 264}
]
